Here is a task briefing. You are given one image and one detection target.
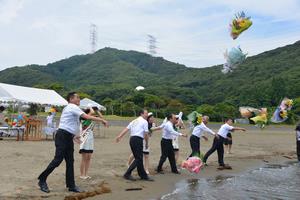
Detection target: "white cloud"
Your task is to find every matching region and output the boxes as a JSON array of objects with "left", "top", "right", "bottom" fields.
[
  {"left": 0, "top": 0, "right": 24, "bottom": 24},
  {"left": 0, "top": 0, "right": 299, "bottom": 70}
]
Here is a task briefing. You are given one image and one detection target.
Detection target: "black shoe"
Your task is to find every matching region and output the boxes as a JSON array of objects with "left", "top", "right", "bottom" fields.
[
  {"left": 38, "top": 180, "right": 50, "bottom": 193},
  {"left": 172, "top": 171, "right": 181, "bottom": 174},
  {"left": 141, "top": 177, "right": 154, "bottom": 182},
  {"left": 155, "top": 169, "right": 164, "bottom": 174},
  {"left": 68, "top": 186, "right": 83, "bottom": 193},
  {"left": 123, "top": 174, "right": 136, "bottom": 181}
]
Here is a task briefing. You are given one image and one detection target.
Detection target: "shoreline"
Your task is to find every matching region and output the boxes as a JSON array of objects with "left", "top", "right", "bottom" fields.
[{"left": 0, "top": 125, "right": 297, "bottom": 199}]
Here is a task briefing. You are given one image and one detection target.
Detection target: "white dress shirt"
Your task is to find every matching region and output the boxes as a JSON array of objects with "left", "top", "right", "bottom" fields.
[
  {"left": 58, "top": 103, "right": 84, "bottom": 135},
  {"left": 192, "top": 122, "right": 216, "bottom": 138},
  {"left": 127, "top": 116, "right": 149, "bottom": 138},
  {"left": 297, "top": 130, "right": 300, "bottom": 141},
  {"left": 162, "top": 121, "right": 182, "bottom": 140},
  {"left": 217, "top": 123, "right": 234, "bottom": 138}
]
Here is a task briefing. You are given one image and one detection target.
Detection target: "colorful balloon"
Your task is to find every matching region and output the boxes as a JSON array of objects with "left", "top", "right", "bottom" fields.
[
  {"left": 230, "top": 11, "right": 252, "bottom": 40},
  {"left": 222, "top": 46, "right": 247, "bottom": 74},
  {"left": 271, "top": 98, "right": 293, "bottom": 123}
]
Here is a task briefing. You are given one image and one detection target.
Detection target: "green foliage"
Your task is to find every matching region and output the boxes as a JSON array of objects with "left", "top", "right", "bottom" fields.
[
  {"left": 197, "top": 103, "right": 238, "bottom": 122},
  {"left": 0, "top": 42, "right": 300, "bottom": 123}
]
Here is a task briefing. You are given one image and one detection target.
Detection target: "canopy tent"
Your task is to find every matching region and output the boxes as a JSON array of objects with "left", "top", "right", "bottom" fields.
[
  {"left": 0, "top": 83, "right": 68, "bottom": 106},
  {"left": 80, "top": 98, "right": 106, "bottom": 111}
]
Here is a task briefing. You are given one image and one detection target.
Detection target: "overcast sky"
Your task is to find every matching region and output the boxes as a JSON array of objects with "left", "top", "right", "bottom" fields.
[{"left": 0, "top": 0, "right": 300, "bottom": 70}]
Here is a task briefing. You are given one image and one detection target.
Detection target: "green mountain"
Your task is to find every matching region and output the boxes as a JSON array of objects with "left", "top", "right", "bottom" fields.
[{"left": 0, "top": 41, "right": 300, "bottom": 118}]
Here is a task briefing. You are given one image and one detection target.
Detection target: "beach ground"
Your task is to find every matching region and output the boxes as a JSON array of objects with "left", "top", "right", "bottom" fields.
[{"left": 0, "top": 124, "right": 297, "bottom": 200}]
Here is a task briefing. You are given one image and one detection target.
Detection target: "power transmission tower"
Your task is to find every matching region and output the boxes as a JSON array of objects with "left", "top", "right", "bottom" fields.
[
  {"left": 147, "top": 34, "right": 157, "bottom": 56},
  {"left": 147, "top": 34, "right": 157, "bottom": 66},
  {"left": 90, "top": 24, "right": 97, "bottom": 53}
]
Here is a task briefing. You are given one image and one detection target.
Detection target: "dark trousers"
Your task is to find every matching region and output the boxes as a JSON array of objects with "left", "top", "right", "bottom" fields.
[
  {"left": 38, "top": 129, "right": 75, "bottom": 188},
  {"left": 124, "top": 136, "right": 148, "bottom": 179},
  {"left": 157, "top": 138, "right": 178, "bottom": 173},
  {"left": 203, "top": 136, "right": 225, "bottom": 166},
  {"left": 189, "top": 135, "right": 200, "bottom": 158},
  {"left": 297, "top": 141, "right": 300, "bottom": 161}
]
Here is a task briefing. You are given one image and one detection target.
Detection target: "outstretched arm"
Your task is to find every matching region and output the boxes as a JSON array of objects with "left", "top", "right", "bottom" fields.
[
  {"left": 151, "top": 126, "right": 163, "bottom": 132},
  {"left": 115, "top": 128, "right": 129, "bottom": 143},
  {"left": 81, "top": 113, "right": 109, "bottom": 127},
  {"left": 96, "top": 110, "right": 109, "bottom": 127},
  {"left": 232, "top": 127, "right": 246, "bottom": 132},
  {"left": 201, "top": 124, "right": 219, "bottom": 139},
  {"left": 202, "top": 125, "right": 217, "bottom": 136},
  {"left": 166, "top": 123, "right": 187, "bottom": 137}
]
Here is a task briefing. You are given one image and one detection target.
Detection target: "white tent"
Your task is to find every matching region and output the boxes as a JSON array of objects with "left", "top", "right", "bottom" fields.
[
  {"left": 135, "top": 86, "right": 145, "bottom": 91},
  {"left": 80, "top": 98, "right": 106, "bottom": 111},
  {"left": 0, "top": 83, "right": 68, "bottom": 106}
]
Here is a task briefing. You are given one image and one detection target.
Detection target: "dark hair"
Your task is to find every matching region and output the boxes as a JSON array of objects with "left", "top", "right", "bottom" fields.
[
  {"left": 48, "top": 112, "right": 52, "bottom": 115},
  {"left": 296, "top": 124, "right": 300, "bottom": 131},
  {"left": 66, "top": 92, "right": 77, "bottom": 102},
  {"left": 92, "top": 106, "right": 99, "bottom": 111},
  {"left": 138, "top": 109, "right": 146, "bottom": 116},
  {"left": 80, "top": 108, "right": 91, "bottom": 121},
  {"left": 0, "top": 106, "right": 5, "bottom": 112},
  {"left": 84, "top": 108, "right": 92, "bottom": 114},
  {"left": 224, "top": 118, "right": 233, "bottom": 123},
  {"left": 166, "top": 113, "right": 174, "bottom": 120}
]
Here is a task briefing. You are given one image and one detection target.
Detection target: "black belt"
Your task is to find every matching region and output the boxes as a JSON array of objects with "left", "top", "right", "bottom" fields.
[
  {"left": 191, "top": 134, "right": 200, "bottom": 139},
  {"left": 131, "top": 135, "right": 143, "bottom": 139},
  {"left": 57, "top": 129, "right": 74, "bottom": 137}
]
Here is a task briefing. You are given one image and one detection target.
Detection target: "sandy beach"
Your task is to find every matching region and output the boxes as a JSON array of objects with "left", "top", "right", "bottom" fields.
[{"left": 0, "top": 124, "right": 297, "bottom": 200}]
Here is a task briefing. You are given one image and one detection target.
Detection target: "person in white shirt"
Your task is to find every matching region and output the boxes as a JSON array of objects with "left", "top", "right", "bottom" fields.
[
  {"left": 156, "top": 113, "right": 187, "bottom": 174},
  {"left": 44, "top": 112, "right": 56, "bottom": 137},
  {"left": 296, "top": 124, "right": 300, "bottom": 162},
  {"left": 188, "top": 116, "right": 218, "bottom": 158},
  {"left": 127, "top": 112, "right": 157, "bottom": 175},
  {"left": 115, "top": 110, "right": 154, "bottom": 181},
  {"left": 203, "top": 118, "right": 246, "bottom": 169},
  {"left": 38, "top": 92, "right": 108, "bottom": 193},
  {"left": 173, "top": 112, "right": 185, "bottom": 164}
]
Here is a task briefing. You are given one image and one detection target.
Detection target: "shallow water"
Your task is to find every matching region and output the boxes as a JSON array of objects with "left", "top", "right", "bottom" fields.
[{"left": 160, "top": 161, "right": 300, "bottom": 200}]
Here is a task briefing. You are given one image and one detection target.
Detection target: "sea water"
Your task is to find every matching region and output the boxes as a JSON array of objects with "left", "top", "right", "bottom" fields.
[{"left": 160, "top": 161, "right": 300, "bottom": 200}]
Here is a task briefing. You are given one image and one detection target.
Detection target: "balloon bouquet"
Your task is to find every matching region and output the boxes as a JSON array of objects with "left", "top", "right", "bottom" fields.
[
  {"left": 271, "top": 98, "right": 293, "bottom": 123},
  {"left": 222, "top": 11, "right": 252, "bottom": 74},
  {"left": 222, "top": 46, "right": 247, "bottom": 74},
  {"left": 230, "top": 11, "right": 252, "bottom": 40},
  {"left": 239, "top": 107, "right": 268, "bottom": 129}
]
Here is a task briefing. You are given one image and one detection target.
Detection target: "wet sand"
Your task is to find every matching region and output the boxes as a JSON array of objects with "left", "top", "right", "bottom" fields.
[{"left": 0, "top": 124, "right": 297, "bottom": 200}]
